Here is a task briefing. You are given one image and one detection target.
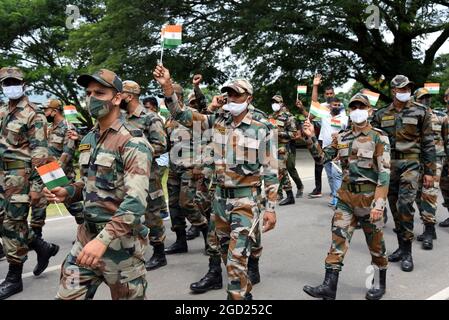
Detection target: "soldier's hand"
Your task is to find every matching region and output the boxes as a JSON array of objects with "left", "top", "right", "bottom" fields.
[
  {"left": 370, "top": 208, "right": 384, "bottom": 223},
  {"left": 67, "top": 129, "right": 79, "bottom": 141},
  {"left": 153, "top": 65, "right": 171, "bottom": 86},
  {"left": 43, "top": 186, "right": 68, "bottom": 203},
  {"left": 262, "top": 211, "right": 276, "bottom": 233},
  {"left": 192, "top": 74, "right": 203, "bottom": 86},
  {"left": 313, "top": 74, "right": 322, "bottom": 86},
  {"left": 295, "top": 99, "right": 304, "bottom": 111},
  {"left": 29, "top": 191, "right": 41, "bottom": 206},
  {"left": 302, "top": 119, "right": 315, "bottom": 138},
  {"left": 423, "top": 175, "right": 434, "bottom": 188},
  {"left": 76, "top": 238, "right": 107, "bottom": 269},
  {"left": 210, "top": 95, "right": 226, "bottom": 110}
]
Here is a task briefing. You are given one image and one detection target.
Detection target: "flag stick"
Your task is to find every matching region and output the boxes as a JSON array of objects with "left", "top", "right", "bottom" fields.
[
  {"left": 54, "top": 201, "right": 64, "bottom": 216},
  {"left": 160, "top": 37, "right": 164, "bottom": 65}
]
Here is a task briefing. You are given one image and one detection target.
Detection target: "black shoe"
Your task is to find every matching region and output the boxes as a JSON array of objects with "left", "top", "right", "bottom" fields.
[
  {"left": 388, "top": 234, "right": 404, "bottom": 262},
  {"left": 186, "top": 225, "right": 200, "bottom": 241},
  {"left": 29, "top": 237, "right": 59, "bottom": 276},
  {"left": 190, "top": 256, "right": 223, "bottom": 294},
  {"left": 401, "top": 240, "right": 414, "bottom": 272},
  {"left": 279, "top": 191, "right": 295, "bottom": 206},
  {"left": 421, "top": 224, "right": 435, "bottom": 250},
  {"left": 366, "top": 268, "right": 386, "bottom": 300},
  {"left": 248, "top": 257, "right": 260, "bottom": 285},
  {"left": 146, "top": 243, "right": 167, "bottom": 271},
  {"left": 32, "top": 227, "right": 43, "bottom": 239},
  {"left": 0, "top": 264, "right": 23, "bottom": 300},
  {"left": 165, "top": 229, "right": 188, "bottom": 254},
  {"left": 308, "top": 190, "right": 322, "bottom": 198},
  {"left": 303, "top": 269, "right": 339, "bottom": 300},
  {"left": 439, "top": 217, "right": 449, "bottom": 228},
  {"left": 296, "top": 189, "right": 304, "bottom": 198},
  {"left": 0, "top": 243, "right": 5, "bottom": 261}
]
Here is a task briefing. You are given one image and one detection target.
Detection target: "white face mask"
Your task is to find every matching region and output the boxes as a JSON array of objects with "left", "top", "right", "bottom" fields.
[
  {"left": 395, "top": 92, "right": 411, "bottom": 102},
  {"left": 2, "top": 85, "right": 25, "bottom": 100},
  {"left": 224, "top": 101, "right": 248, "bottom": 116},
  {"left": 272, "top": 103, "right": 281, "bottom": 112},
  {"left": 350, "top": 109, "right": 369, "bottom": 124}
]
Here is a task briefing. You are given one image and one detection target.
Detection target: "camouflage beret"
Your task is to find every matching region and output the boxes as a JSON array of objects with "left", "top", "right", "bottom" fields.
[
  {"left": 391, "top": 75, "right": 414, "bottom": 89},
  {"left": 348, "top": 93, "right": 371, "bottom": 108},
  {"left": 271, "top": 95, "right": 283, "bottom": 103},
  {"left": 0, "top": 67, "right": 24, "bottom": 82},
  {"left": 221, "top": 79, "right": 253, "bottom": 95},
  {"left": 122, "top": 80, "right": 141, "bottom": 95},
  {"left": 414, "top": 87, "right": 431, "bottom": 100},
  {"left": 77, "top": 69, "right": 123, "bottom": 92}
]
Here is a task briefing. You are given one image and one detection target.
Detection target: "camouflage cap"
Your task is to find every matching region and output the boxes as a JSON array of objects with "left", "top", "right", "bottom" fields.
[
  {"left": 271, "top": 95, "right": 283, "bottom": 103},
  {"left": 391, "top": 75, "right": 414, "bottom": 89},
  {"left": 45, "top": 99, "right": 63, "bottom": 110},
  {"left": 77, "top": 69, "right": 123, "bottom": 92},
  {"left": 122, "top": 80, "right": 141, "bottom": 95},
  {"left": 348, "top": 93, "right": 371, "bottom": 108},
  {"left": 414, "top": 87, "right": 431, "bottom": 100},
  {"left": 0, "top": 67, "right": 24, "bottom": 82},
  {"left": 221, "top": 79, "right": 253, "bottom": 95}
]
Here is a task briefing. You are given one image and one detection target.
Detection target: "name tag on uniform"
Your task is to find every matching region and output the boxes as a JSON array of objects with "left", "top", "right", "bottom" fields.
[
  {"left": 276, "top": 120, "right": 284, "bottom": 127},
  {"left": 337, "top": 143, "right": 349, "bottom": 149},
  {"left": 432, "top": 124, "right": 442, "bottom": 132},
  {"left": 79, "top": 144, "right": 91, "bottom": 152},
  {"left": 402, "top": 117, "right": 418, "bottom": 125},
  {"left": 381, "top": 120, "right": 395, "bottom": 127},
  {"left": 382, "top": 116, "right": 395, "bottom": 121}
]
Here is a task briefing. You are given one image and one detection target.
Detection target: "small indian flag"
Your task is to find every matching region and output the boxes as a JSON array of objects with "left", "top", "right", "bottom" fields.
[
  {"left": 331, "top": 117, "right": 342, "bottom": 128},
  {"left": 424, "top": 83, "right": 440, "bottom": 95},
  {"left": 64, "top": 105, "right": 80, "bottom": 123},
  {"left": 309, "top": 101, "right": 329, "bottom": 118},
  {"left": 36, "top": 161, "right": 69, "bottom": 190},
  {"left": 362, "top": 89, "right": 380, "bottom": 106},
  {"left": 162, "top": 25, "right": 182, "bottom": 48},
  {"left": 297, "top": 85, "right": 307, "bottom": 95}
]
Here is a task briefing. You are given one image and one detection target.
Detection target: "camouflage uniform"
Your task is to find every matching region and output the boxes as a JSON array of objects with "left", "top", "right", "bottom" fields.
[
  {"left": 164, "top": 79, "right": 278, "bottom": 300},
  {"left": 440, "top": 108, "right": 449, "bottom": 224}
]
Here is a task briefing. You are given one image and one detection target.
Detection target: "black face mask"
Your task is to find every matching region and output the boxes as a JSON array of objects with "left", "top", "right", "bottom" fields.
[
  {"left": 46, "top": 114, "right": 55, "bottom": 123},
  {"left": 119, "top": 100, "right": 128, "bottom": 110},
  {"left": 326, "top": 97, "right": 333, "bottom": 104},
  {"left": 330, "top": 107, "right": 340, "bottom": 116}
]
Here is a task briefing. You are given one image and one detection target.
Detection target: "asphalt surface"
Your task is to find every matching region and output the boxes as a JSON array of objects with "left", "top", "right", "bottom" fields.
[{"left": 1, "top": 150, "right": 449, "bottom": 300}]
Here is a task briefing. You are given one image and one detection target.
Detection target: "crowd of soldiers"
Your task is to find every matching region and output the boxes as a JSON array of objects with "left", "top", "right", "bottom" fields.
[{"left": 0, "top": 64, "right": 448, "bottom": 300}]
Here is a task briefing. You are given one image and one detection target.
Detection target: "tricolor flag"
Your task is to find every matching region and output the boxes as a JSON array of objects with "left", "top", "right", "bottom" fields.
[
  {"left": 309, "top": 101, "right": 329, "bottom": 118},
  {"left": 297, "top": 85, "right": 307, "bottom": 95},
  {"left": 162, "top": 25, "right": 182, "bottom": 48},
  {"left": 36, "top": 161, "right": 69, "bottom": 190},
  {"left": 424, "top": 83, "right": 440, "bottom": 95},
  {"left": 362, "top": 90, "right": 380, "bottom": 106},
  {"left": 64, "top": 105, "right": 81, "bottom": 123},
  {"left": 331, "top": 117, "right": 342, "bottom": 128}
]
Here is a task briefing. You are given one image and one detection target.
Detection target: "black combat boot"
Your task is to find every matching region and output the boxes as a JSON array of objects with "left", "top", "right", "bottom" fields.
[
  {"left": 279, "top": 190, "right": 295, "bottom": 206},
  {"left": 29, "top": 237, "right": 60, "bottom": 276},
  {"left": 303, "top": 269, "right": 339, "bottom": 300},
  {"left": 190, "top": 256, "right": 223, "bottom": 293},
  {"left": 145, "top": 243, "right": 167, "bottom": 271},
  {"left": 420, "top": 224, "right": 436, "bottom": 250},
  {"left": 248, "top": 256, "right": 260, "bottom": 285},
  {"left": 439, "top": 217, "right": 449, "bottom": 227},
  {"left": 296, "top": 188, "right": 304, "bottom": 198},
  {"left": 165, "top": 229, "right": 188, "bottom": 254},
  {"left": 366, "top": 267, "right": 386, "bottom": 300},
  {"left": 186, "top": 225, "right": 200, "bottom": 240},
  {"left": 0, "top": 242, "right": 5, "bottom": 261},
  {"left": 401, "top": 240, "right": 414, "bottom": 272},
  {"left": 0, "top": 263, "right": 23, "bottom": 300},
  {"left": 388, "top": 234, "right": 404, "bottom": 262},
  {"left": 32, "top": 227, "right": 42, "bottom": 239}
]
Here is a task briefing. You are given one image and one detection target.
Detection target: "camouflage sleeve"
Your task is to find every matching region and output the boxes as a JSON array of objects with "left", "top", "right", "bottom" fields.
[
  {"left": 28, "top": 111, "right": 49, "bottom": 192},
  {"left": 59, "top": 126, "right": 77, "bottom": 171},
  {"left": 194, "top": 86, "right": 207, "bottom": 112},
  {"left": 260, "top": 125, "right": 279, "bottom": 212},
  {"left": 147, "top": 116, "right": 167, "bottom": 157},
  {"left": 165, "top": 93, "right": 215, "bottom": 130},
  {"left": 370, "top": 110, "right": 381, "bottom": 130},
  {"left": 421, "top": 109, "right": 437, "bottom": 176},
  {"left": 279, "top": 114, "right": 298, "bottom": 141},
  {"left": 443, "top": 116, "right": 449, "bottom": 158},
  {"left": 96, "top": 137, "right": 152, "bottom": 247},
  {"left": 372, "top": 133, "right": 391, "bottom": 211},
  {"left": 305, "top": 135, "right": 338, "bottom": 165}
]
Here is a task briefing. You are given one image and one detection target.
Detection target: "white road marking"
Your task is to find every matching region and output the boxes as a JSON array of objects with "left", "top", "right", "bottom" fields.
[
  {"left": 0, "top": 264, "right": 61, "bottom": 283},
  {"left": 427, "top": 287, "right": 449, "bottom": 300}
]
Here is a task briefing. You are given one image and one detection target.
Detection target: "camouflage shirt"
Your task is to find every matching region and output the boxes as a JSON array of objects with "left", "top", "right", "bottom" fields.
[
  {"left": 306, "top": 124, "right": 391, "bottom": 210},
  {"left": 268, "top": 107, "right": 297, "bottom": 145},
  {"left": 64, "top": 116, "right": 152, "bottom": 247},
  {"left": 165, "top": 94, "right": 279, "bottom": 212},
  {"left": 48, "top": 120, "right": 77, "bottom": 180},
  {"left": 0, "top": 95, "right": 48, "bottom": 191},
  {"left": 371, "top": 101, "right": 436, "bottom": 176},
  {"left": 427, "top": 108, "right": 448, "bottom": 158}
]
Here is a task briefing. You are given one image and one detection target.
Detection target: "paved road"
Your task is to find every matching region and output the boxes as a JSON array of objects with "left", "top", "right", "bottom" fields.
[{"left": 2, "top": 150, "right": 449, "bottom": 300}]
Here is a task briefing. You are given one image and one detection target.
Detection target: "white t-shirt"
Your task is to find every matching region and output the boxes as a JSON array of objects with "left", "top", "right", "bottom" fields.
[{"left": 318, "top": 105, "right": 348, "bottom": 148}]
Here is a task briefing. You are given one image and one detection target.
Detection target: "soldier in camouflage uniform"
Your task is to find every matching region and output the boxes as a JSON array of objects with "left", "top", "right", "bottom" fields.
[
  {"left": 44, "top": 69, "right": 152, "bottom": 300},
  {"left": 269, "top": 95, "right": 298, "bottom": 206},
  {"left": 121, "top": 81, "right": 168, "bottom": 271},
  {"left": 164, "top": 83, "right": 209, "bottom": 255},
  {"left": 439, "top": 87, "right": 449, "bottom": 229},
  {"left": 154, "top": 65, "right": 278, "bottom": 300},
  {"left": 303, "top": 93, "right": 390, "bottom": 300},
  {"left": 31, "top": 99, "right": 84, "bottom": 238},
  {"left": 413, "top": 88, "right": 448, "bottom": 249},
  {"left": 0, "top": 67, "right": 59, "bottom": 300},
  {"left": 371, "top": 75, "right": 436, "bottom": 272}
]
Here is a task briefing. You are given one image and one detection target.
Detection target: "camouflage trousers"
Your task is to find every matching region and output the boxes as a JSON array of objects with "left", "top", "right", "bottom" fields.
[
  {"left": 388, "top": 159, "right": 421, "bottom": 241},
  {"left": 0, "top": 167, "right": 39, "bottom": 265},
  {"left": 325, "top": 188, "right": 387, "bottom": 271},
  {"left": 278, "top": 145, "right": 292, "bottom": 194},
  {"left": 213, "top": 186, "right": 262, "bottom": 300},
  {"left": 56, "top": 223, "right": 148, "bottom": 300},
  {"left": 159, "top": 166, "right": 169, "bottom": 213},
  {"left": 441, "top": 162, "right": 449, "bottom": 215},
  {"left": 286, "top": 143, "right": 304, "bottom": 192},
  {"left": 416, "top": 157, "right": 445, "bottom": 225},
  {"left": 167, "top": 168, "right": 208, "bottom": 231},
  {"left": 145, "top": 162, "right": 166, "bottom": 246}
]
